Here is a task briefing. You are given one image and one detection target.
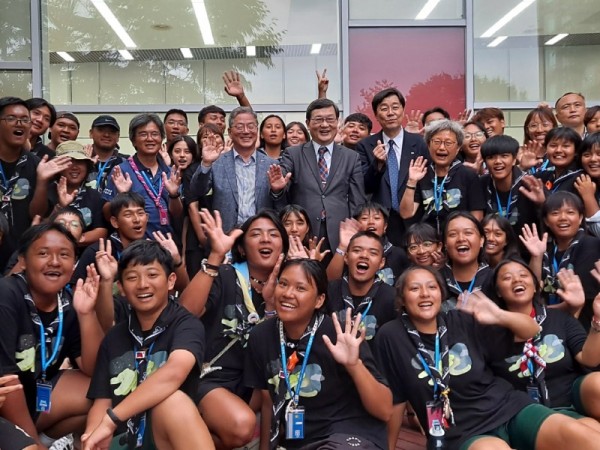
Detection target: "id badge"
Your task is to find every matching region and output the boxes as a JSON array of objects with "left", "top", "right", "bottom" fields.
[
  {"left": 36, "top": 380, "right": 52, "bottom": 413},
  {"left": 285, "top": 406, "right": 305, "bottom": 440},
  {"left": 527, "top": 384, "right": 541, "bottom": 403},
  {"left": 1, "top": 195, "right": 10, "bottom": 203},
  {"left": 159, "top": 207, "right": 169, "bottom": 226},
  {"left": 426, "top": 401, "right": 445, "bottom": 437},
  {"left": 136, "top": 414, "right": 146, "bottom": 448}
]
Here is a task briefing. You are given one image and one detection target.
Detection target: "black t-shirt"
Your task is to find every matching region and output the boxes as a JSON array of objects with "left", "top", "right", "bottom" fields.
[
  {"left": 440, "top": 264, "right": 493, "bottom": 310},
  {"left": 374, "top": 311, "right": 532, "bottom": 450},
  {"left": 326, "top": 279, "right": 397, "bottom": 348},
  {"left": 48, "top": 182, "right": 107, "bottom": 231},
  {"left": 535, "top": 167, "right": 582, "bottom": 194},
  {"left": 380, "top": 241, "right": 409, "bottom": 286},
  {"left": 87, "top": 301, "right": 205, "bottom": 435},
  {"left": 31, "top": 139, "right": 55, "bottom": 160},
  {"left": 0, "top": 274, "right": 81, "bottom": 416},
  {"left": 489, "top": 308, "right": 586, "bottom": 408},
  {"left": 413, "top": 162, "right": 486, "bottom": 233},
  {"left": 245, "top": 315, "right": 388, "bottom": 449}
]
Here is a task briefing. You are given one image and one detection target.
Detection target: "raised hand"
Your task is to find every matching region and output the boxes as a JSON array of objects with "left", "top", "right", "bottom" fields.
[
  {"left": 556, "top": 268, "right": 585, "bottom": 314},
  {"left": 83, "top": 143, "right": 94, "bottom": 158},
  {"left": 261, "top": 253, "right": 284, "bottom": 311},
  {"left": 162, "top": 167, "right": 181, "bottom": 197},
  {"left": 159, "top": 142, "right": 172, "bottom": 166},
  {"left": 95, "top": 238, "right": 118, "bottom": 282},
  {"left": 323, "top": 308, "right": 365, "bottom": 367},
  {"left": 456, "top": 290, "right": 503, "bottom": 325},
  {"left": 408, "top": 156, "right": 428, "bottom": 184},
  {"left": 56, "top": 176, "right": 77, "bottom": 207},
  {"left": 0, "top": 374, "right": 22, "bottom": 408},
  {"left": 223, "top": 70, "right": 245, "bottom": 99},
  {"left": 200, "top": 134, "right": 225, "bottom": 167},
  {"left": 152, "top": 231, "right": 181, "bottom": 263},
  {"left": 373, "top": 140, "right": 387, "bottom": 170},
  {"left": 200, "top": 209, "right": 243, "bottom": 259},
  {"left": 431, "top": 250, "right": 447, "bottom": 270},
  {"left": 267, "top": 164, "right": 291, "bottom": 192},
  {"left": 287, "top": 235, "right": 310, "bottom": 260},
  {"left": 307, "top": 236, "right": 331, "bottom": 262},
  {"left": 574, "top": 174, "right": 597, "bottom": 200},
  {"left": 37, "top": 154, "right": 72, "bottom": 182},
  {"left": 405, "top": 110, "right": 424, "bottom": 134},
  {"left": 519, "top": 223, "right": 548, "bottom": 258},
  {"left": 462, "top": 154, "right": 484, "bottom": 175},
  {"left": 519, "top": 175, "right": 546, "bottom": 205},
  {"left": 316, "top": 68, "right": 329, "bottom": 97},
  {"left": 519, "top": 141, "right": 543, "bottom": 171},
  {"left": 338, "top": 218, "right": 361, "bottom": 250},
  {"left": 111, "top": 166, "right": 132, "bottom": 193},
  {"left": 456, "top": 108, "right": 472, "bottom": 125},
  {"left": 73, "top": 265, "right": 101, "bottom": 316}
]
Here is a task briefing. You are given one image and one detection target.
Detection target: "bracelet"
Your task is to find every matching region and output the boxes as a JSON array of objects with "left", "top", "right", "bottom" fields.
[
  {"left": 405, "top": 185, "right": 416, "bottom": 190},
  {"left": 201, "top": 259, "right": 219, "bottom": 277},
  {"left": 106, "top": 408, "right": 123, "bottom": 426},
  {"left": 265, "top": 310, "right": 277, "bottom": 318},
  {"left": 201, "top": 258, "right": 220, "bottom": 271},
  {"left": 168, "top": 191, "right": 181, "bottom": 199},
  {"left": 591, "top": 316, "right": 600, "bottom": 333},
  {"left": 335, "top": 248, "right": 346, "bottom": 256}
]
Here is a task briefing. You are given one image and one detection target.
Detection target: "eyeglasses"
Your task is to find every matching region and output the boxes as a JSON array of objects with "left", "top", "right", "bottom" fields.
[
  {"left": 137, "top": 131, "right": 162, "bottom": 139},
  {"left": 527, "top": 122, "right": 553, "bottom": 131},
  {"left": 464, "top": 131, "right": 485, "bottom": 139},
  {"left": 407, "top": 240, "right": 437, "bottom": 254},
  {"left": 56, "top": 219, "right": 82, "bottom": 229},
  {"left": 232, "top": 123, "right": 258, "bottom": 132},
  {"left": 0, "top": 116, "right": 31, "bottom": 125},
  {"left": 166, "top": 120, "right": 187, "bottom": 127},
  {"left": 310, "top": 117, "right": 337, "bottom": 125},
  {"left": 430, "top": 139, "right": 457, "bottom": 148}
]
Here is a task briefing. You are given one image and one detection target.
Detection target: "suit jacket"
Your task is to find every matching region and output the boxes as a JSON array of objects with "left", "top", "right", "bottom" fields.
[
  {"left": 275, "top": 142, "right": 366, "bottom": 250},
  {"left": 191, "top": 150, "right": 278, "bottom": 233}
]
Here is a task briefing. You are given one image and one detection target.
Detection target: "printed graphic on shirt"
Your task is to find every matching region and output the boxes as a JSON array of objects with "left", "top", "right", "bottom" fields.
[
  {"left": 422, "top": 188, "right": 462, "bottom": 214},
  {"left": 335, "top": 310, "right": 378, "bottom": 340},
  {"left": 505, "top": 334, "right": 565, "bottom": 378},
  {"left": 15, "top": 333, "right": 64, "bottom": 373},
  {"left": 267, "top": 358, "right": 325, "bottom": 399},
  {"left": 377, "top": 267, "right": 395, "bottom": 286},
  {"left": 108, "top": 350, "right": 168, "bottom": 396},
  {"left": 11, "top": 179, "right": 30, "bottom": 200},
  {"left": 411, "top": 343, "right": 473, "bottom": 384}
]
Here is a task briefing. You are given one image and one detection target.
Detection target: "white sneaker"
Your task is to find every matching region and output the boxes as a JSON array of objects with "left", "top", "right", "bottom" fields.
[{"left": 49, "top": 434, "right": 74, "bottom": 450}]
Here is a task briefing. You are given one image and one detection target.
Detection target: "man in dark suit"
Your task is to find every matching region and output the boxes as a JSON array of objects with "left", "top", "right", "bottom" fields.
[
  {"left": 356, "top": 88, "right": 429, "bottom": 245},
  {"left": 268, "top": 98, "right": 366, "bottom": 256},
  {"left": 191, "top": 106, "right": 278, "bottom": 233}
]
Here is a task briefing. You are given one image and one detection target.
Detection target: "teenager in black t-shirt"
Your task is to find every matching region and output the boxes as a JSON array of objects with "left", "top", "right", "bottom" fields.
[
  {"left": 83, "top": 240, "right": 213, "bottom": 449},
  {"left": 374, "top": 265, "right": 600, "bottom": 450},
  {"left": 534, "top": 127, "right": 583, "bottom": 194},
  {"left": 572, "top": 133, "right": 600, "bottom": 237},
  {"left": 245, "top": 259, "right": 391, "bottom": 449}
]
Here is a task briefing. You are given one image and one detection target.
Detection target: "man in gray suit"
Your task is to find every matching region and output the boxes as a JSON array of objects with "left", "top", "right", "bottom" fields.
[
  {"left": 191, "top": 106, "right": 278, "bottom": 233},
  {"left": 268, "top": 98, "right": 366, "bottom": 256}
]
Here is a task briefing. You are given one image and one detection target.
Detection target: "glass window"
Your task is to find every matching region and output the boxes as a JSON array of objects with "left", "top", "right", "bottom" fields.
[
  {"left": 474, "top": 0, "right": 600, "bottom": 103},
  {"left": 44, "top": 0, "right": 340, "bottom": 107},
  {"left": 349, "top": 0, "right": 464, "bottom": 21},
  {"left": 349, "top": 27, "right": 465, "bottom": 133},
  {"left": 0, "top": 1, "right": 31, "bottom": 62},
  {"left": 0, "top": 71, "right": 32, "bottom": 98}
]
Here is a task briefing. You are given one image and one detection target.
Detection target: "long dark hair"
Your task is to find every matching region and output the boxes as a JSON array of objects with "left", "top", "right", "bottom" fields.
[
  {"left": 481, "top": 213, "right": 520, "bottom": 262},
  {"left": 491, "top": 256, "right": 542, "bottom": 309}
]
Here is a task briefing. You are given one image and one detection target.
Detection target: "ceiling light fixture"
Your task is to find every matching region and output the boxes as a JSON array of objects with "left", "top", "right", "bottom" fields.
[
  {"left": 481, "top": 0, "right": 536, "bottom": 38},
  {"left": 246, "top": 46, "right": 256, "bottom": 57},
  {"left": 487, "top": 36, "right": 508, "bottom": 47},
  {"left": 57, "top": 51, "right": 75, "bottom": 62},
  {"left": 90, "top": 0, "right": 136, "bottom": 48},
  {"left": 181, "top": 48, "right": 193, "bottom": 58},
  {"left": 191, "top": 1, "right": 215, "bottom": 45},
  {"left": 310, "top": 43, "right": 322, "bottom": 55},
  {"left": 119, "top": 49, "right": 134, "bottom": 60},
  {"left": 415, "top": 0, "right": 441, "bottom": 20},
  {"left": 545, "top": 33, "right": 568, "bottom": 45}
]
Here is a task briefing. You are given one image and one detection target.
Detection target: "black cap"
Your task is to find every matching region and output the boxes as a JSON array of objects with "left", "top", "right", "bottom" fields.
[{"left": 92, "top": 115, "right": 120, "bottom": 132}]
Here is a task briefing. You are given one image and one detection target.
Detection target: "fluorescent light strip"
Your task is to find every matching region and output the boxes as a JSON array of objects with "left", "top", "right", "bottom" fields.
[
  {"left": 545, "top": 33, "right": 569, "bottom": 45},
  {"left": 57, "top": 51, "right": 75, "bottom": 62},
  {"left": 119, "top": 49, "right": 134, "bottom": 60},
  {"left": 415, "top": 0, "right": 441, "bottom": 20},
  {"left": 480, "top": 0, "right": 536, "bottom": 38},
  {"left": 487, "top": 36, "right": 508, "bottom": 47},
  {"left": 246, "top": 46, "right": 256, "bottom": 57},
  {"left": 191, "top": 1, "right": 215, "bottom": 45},
  {"left": 310, "top": 43, "right": 322, "bottom": 55},
  {"left": 181, "top": 48, "right": 193, "bottom": 58},
  {"left": 90, "top": 0, "right": 136, "bottom": 48}
]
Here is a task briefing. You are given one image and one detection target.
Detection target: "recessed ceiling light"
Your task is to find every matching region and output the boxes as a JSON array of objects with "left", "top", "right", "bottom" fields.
[
  {"left": 415, "top": 0, "right": 441, "bottom": 20},
  {"left": 545, "top": 33, "right": 569, "bottom": 45},
  {"left": 191, "top": 1, "right": 215, "bottom": 45},
  {"left": 181, "top": 48, "right": 193, "bottom": 58},
  {"left": 57, "top": 51, "right": 75, "bottom": 62},
  {"left": 90, "top": 0, "right": 137, "bottom": 48},
  {"left": 246, "top": 46, "right": 256, "bottom": 57},
  {"left": 310, "top": 43, "right": 322, "bottom": 55},
  {"left": 487, "top": 36, "right": 508, "bottom": 47},
  {"left": 119, "top": 49, "right": 134, "bottom": 60},
  {"left": 481, "top": 0, "right": 536, "bottom": 38}
]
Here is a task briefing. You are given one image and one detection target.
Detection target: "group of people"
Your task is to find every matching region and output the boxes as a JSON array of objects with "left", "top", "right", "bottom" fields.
[{"left": 1, "top": 68, "right": 600, "bottom": 450}]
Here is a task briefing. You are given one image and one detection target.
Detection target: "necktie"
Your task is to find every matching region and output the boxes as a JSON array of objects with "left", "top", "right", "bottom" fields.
[
  {"left": 388, "top": 140, "right": 399, "bottom": 210},
  {"left": 318, "top": 146, "right": 329, "bottom": 186}
]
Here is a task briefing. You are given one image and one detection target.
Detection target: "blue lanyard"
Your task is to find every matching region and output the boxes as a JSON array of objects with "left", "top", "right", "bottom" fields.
[
  {"left": 432, "top": 174, "right": 448, "bottom": 212},
  {"left": 95, "top": 159, "right": 111, "bottom": 189},
  {"left": 552, "top": 246, "right": 561, "bottom": 274},
  {"left": 495, "top": 188, "right": 513, "bottom": 218},
  {"left": 134, "top": 342, "right": 156, "bottom": 379},
  {"left": 39, "top": 298, "right": 64, "bottom": 380},
  {"left": 530, "top": 159, "right": 549, "bottom": 175},
  {"left": 360, "top": 301, "right": 372, "bottom": 322},
  {"left": 279, "top": 319, "right": 318, "bottom": 406},
  {"left": 466, "top": 276, "right": 476, "bottom": 294},
  {"left": 417, "top": 333, "right": 441, "bottom": 397},
  {"left": 0, "top": 163, "right": 7, "bottom": 188},
  {"left": 141, "top": 171, "right": 161, "bottom": 197}
]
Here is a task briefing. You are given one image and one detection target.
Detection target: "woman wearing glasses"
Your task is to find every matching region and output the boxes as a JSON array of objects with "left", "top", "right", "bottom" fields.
[
  {"left": 460, "top": 120, "right": 488, "bottom": 175},
  {"left": 400, "top": 120, "right": 486, "bottom": 234}
]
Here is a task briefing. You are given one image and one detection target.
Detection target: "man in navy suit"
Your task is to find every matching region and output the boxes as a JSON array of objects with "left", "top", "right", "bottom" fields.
[
  {"left": 191, "top": 106, "right": 278, "bottom": 233},
  {"left": 356, "top": 88, "right": 428, "bottom": 245}
]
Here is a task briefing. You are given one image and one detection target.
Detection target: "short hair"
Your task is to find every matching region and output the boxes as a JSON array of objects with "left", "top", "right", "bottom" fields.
[
  {"left": 18, "top": 223, "right": 78, "bottom": 256},
  {"left": 197, "top": 123, "right": 225, "bottom": 148},
  {"left": 481, "top": 213, "right": 520, "bottom": 261},
  {"left": 259, "top": 114, "right": 286, "bottom": 149},
  {"left": 118, "top": 240, "right": 174, "bottom": 282},
  {"left": 481, "top": 135, "right": 519, "bottom": 159},
  {"left": 543, "top": 127, "right": 582, "bottom": 154},
  {"left": 523, "top": 107, "right": 557, "bottom": 143},
  {"left": 228, "top": 106, "right": 257, "bottom": 129},
  {"left": 128, "top": 113, "right": 165, "bottom": 142},
  {"left": 0, "top": 96, "right": 28, "bottom": 117},
  {"left": 164, "top": 108, "right": 188, "bottom": 124},
  {"left": 555, "top": 92, "right": 585, "bottom": 109},
  {"left": 394, "top": 265, "right": 447, "bottom": 311},
  {"left": 371, "top": 88, "right": 406, "bottom": 113},
  {"left": 584, "top": 106, "right": 600, "bottom": 128},
  {"left": 279, "top": 258, "right": 328, "bottom": 297},
  {"left": 403, "top": 222, "right": 440, "bottom": 247},
  {"left": 279, "top": 204, "right": 313, "bottom": 245},
  {"left": 25, "top": 98, "right": 57, "bottom": 126},
  {"left": 542, "top": 191, "right": 584, "bottom": 219},
  {"left": 306, "top": 98, "right": 340, "bottom": 121},
  {"left": 492, "top": 256, "right": 542, "bottom": 307},
  {"left": 443, "top": 211, "right": 484, "bottom": 242},
  {"left": 473, "top": 107, "right": 504, "bottom": 122},
  {"left": 198, "top": 105, "right": 226, "bottom": 124},
  {"left": 232, "top": 209, "right": 290, "bottom": 262},
  {"left": 49, "top": 206, "right": 85, "bottom": 230},
  {"left": 347, "top": 231, "right": 384, "bottom": 255},
  {"left": 578, "top": 132, "right": 600, "bottom": 160},
  {"left": 167, "top": 135, "right": 200, "bottom": 163},
  {"left": 422, "top": 107, "right": 450, "bottom": 126},
  {"left": 285, "top": 121, "right": 310, "bottom": 142},
  {"left": 109, "top": 192, "right": 146, "bottom": 217},
  {"left": 344, "top": 113, "right": 373, "bottom": 133},
  {"left": 354, "top": 202, "right": 389, "bottom": 222},
  {"left": 424, "top": 119, "right": 465, "bottom": 148}
]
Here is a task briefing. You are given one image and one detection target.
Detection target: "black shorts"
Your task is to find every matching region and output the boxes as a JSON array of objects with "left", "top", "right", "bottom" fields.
[
  {"left": 298, "top": 433, "right": 380, "bottom": 450},
  {"left": 0, "top": 417, "right": 35, "bottom": 449}
]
